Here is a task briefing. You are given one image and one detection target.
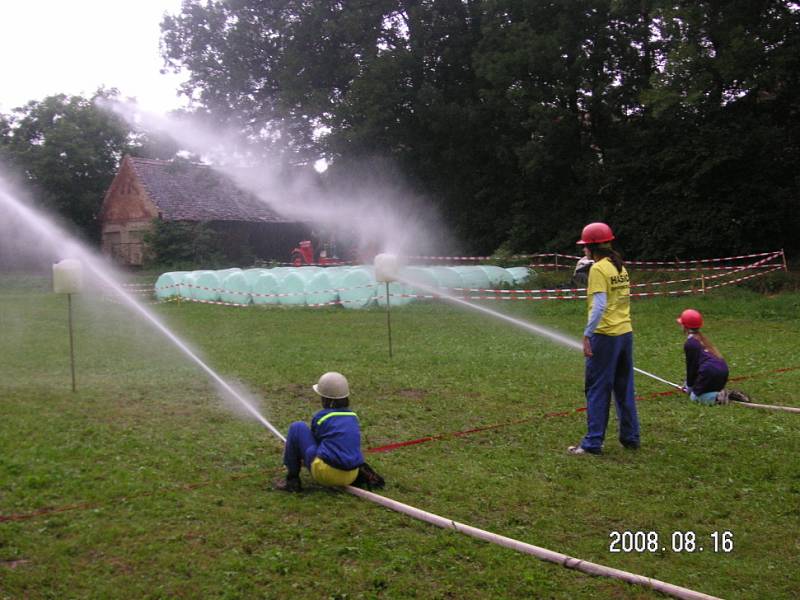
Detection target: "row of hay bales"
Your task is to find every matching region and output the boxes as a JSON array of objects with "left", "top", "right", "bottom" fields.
[{"left": 154, "top": 265, "right": 533, "bottom": 309}]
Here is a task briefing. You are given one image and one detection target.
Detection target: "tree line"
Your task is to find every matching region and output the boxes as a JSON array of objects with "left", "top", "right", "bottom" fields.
[
  {"left": 161, "top": 0, "right": 800, "bottom": 258},
  {"left": 2, "top": 2, "right": 798, "bottom": 260}
]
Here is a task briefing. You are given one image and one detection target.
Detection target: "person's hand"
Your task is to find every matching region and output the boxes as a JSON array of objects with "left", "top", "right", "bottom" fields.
[{"left": 583, "top": 336, "right": 593, "bottom": 357}]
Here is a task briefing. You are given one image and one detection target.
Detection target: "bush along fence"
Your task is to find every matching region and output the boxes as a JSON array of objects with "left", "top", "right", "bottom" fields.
[{"left": 124, "top": 250, "right": 786, "bottom": 309}]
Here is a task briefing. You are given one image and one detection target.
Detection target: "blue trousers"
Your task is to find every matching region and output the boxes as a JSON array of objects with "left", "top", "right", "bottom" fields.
[
  {"left": 690, "top": 390, "right": 719, "bottom": 405},
  {"left": 283, "top": 422, "right": 318, "bottom": 477},
  {"left": 581, "top": 332, "right": 640, "bottom": 452}
]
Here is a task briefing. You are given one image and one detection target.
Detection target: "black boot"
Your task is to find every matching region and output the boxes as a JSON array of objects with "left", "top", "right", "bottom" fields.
[
  {"left": 274, "top": 474, "right": 302, "bottom": 492},
  {"left": 352, "top": 462, "right": 385, "bottom": 490}
]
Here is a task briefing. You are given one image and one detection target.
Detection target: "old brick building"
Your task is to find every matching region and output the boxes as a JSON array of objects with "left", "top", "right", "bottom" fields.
[{"left": 99, "top": 156, "right": 308, "bottom": 266}]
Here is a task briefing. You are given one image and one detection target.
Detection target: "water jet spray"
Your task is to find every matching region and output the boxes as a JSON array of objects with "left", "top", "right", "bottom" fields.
[
  {"left": 392, "top": 273, "right": 692, "bottom": 390},
  {"left": 1, "top": 181, "right": 285, "bottom": 441}
]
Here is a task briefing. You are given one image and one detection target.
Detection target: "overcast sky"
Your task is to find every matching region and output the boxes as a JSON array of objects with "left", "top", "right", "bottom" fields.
[{"left": 1, "top": 0, "right": 188, "bottom": 114}]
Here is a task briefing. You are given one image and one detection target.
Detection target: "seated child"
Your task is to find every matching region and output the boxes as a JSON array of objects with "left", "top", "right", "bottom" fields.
[
  {"left": 676, "top": 309, "right": 749, "bottom": 405},
  {"left": 275, "top": 371, "right": 383, "bottom": 492}
]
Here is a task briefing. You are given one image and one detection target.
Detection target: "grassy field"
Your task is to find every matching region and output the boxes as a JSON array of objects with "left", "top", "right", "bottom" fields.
[{"left": 1, "top": 275, "right": 799, "bottom": 599}]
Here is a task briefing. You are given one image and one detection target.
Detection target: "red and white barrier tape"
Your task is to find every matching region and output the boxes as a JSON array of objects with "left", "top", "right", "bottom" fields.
[{"left": 409, "top": 249, "right": 784, "bottom": 269}]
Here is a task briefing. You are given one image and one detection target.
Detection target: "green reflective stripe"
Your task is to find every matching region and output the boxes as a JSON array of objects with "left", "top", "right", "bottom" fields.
[{"left": 316, "top": 411, "right": 358, "bottom": 426}]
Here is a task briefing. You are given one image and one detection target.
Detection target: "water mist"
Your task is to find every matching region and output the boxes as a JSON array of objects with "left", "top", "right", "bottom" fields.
[
  {"left": 102, "top": 100, "right": 454, "bottom": 260},
  {"left": 0, "top": 174, "right": 285, "bottom": 442}
]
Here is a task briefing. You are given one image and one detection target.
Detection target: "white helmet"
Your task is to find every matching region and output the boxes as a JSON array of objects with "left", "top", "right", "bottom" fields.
[{"left": 313, "top": 371, "right": 350, "bottom": 399}]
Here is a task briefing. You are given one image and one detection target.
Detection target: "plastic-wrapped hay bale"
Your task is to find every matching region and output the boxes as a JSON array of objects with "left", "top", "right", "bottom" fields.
[
  {"left": 325, "top": 266, "right": 351, "bottom": 282},
  {"left": 452, "top": 266, "right": 491, "bottom": 292},
  {"left": 398, "top": 266, "right": 439, "bottom": 300},
  {"left": 279, "top": 271, "right": 309, "bottom": 305},
  {"left": 339, "top": 268, "right": 377, "bottom": 309},
  {"left": 478, "top": 265, "right": 515, "bottom": 287},
  {"left": 376, "top": 281, "right": 413, "bottom": 307},
  {"left": 178, "top": 272, "right": 196, "bottom": 299},
  {"left": 324, "top": 266, "right": 350, "bottom": 286},
  {"left": 242, "top": 268, "right": 267, "bottom": 286},
  {"left": 321, "top": 266, "right": 350, "bottom": 280},
  {"left": 220, "top": 271, "right": 251, "bottom": 305},
  {"left": 154, "top": 271, "right": 186, "bottom": 299},
  {"left": 216, "top": 268, "right": 242, "bottom": 281},
  {"left": 296, "top": 266, "right": 322, "bottom": 278},
  {"left": 427, "top": 266, "right": 463, "bottom": 292},
  {"left": 306, "top": 271, "right": 338, "bottom": 306},
  {"left": 192, "top": 271, "right": 222, "bottom": 301},
  {"left": 252, "top": 272, "right": 281, "bottom": 305},
  {"left": 506, "top": 266, "right": 534, "bottom": 285},
  {"left": 266, "top": 266, "right": 291, "bottom": 279}
]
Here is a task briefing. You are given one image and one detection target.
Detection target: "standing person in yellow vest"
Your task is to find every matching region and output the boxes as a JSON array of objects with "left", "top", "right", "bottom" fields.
[{"left": 568, "top": 223, "right": 640, "bottom": 455}]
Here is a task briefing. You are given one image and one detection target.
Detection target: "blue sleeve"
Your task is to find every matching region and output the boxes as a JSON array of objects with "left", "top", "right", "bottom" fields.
[
  {"left": 684, "top": 337, "right": 701, "bottom": 389},
  {"left": 310, "top": 409, "right": 325, "bottom": 438},
  {"left": 584, "top": 292, "right": 607, "bottom": 336}
]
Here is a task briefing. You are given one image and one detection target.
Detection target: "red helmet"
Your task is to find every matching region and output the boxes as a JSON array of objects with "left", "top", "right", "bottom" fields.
[
  {"left": 677, "top": 309, "right": 703, "bottom": 329},
  {"left": 577, "top": 222, "right": 615, "bottom": 245}
]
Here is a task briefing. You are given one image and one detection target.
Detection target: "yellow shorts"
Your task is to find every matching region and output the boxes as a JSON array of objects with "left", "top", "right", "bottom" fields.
[{"left": 311, "top": 457, "right": 359, "bottom": 487}]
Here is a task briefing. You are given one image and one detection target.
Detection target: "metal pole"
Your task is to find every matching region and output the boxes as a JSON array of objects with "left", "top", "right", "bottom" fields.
[
  {"left": 67, "top": 293, "right": 76, "bottom": 392},
  {"left": 386, "top": 282, "right": 393, "bottom": 358}
]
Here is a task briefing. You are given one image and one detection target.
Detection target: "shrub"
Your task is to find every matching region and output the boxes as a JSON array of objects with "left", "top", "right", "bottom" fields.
[{"left": 143, "top": 219, "right": 227, "bottom": 270}]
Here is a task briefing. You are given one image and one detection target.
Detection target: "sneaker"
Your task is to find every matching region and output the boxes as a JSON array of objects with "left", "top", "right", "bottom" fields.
[
  {"left": 728, "top": 389, "right": 751, "bottom": 403},
  {"left": 274, "top": 476, "right": 302, "bottom": 493},
  {"left": 567, "top": 445, "right": 600, "bottom": 455},
  {"left": 715, "top": 390, "right": 730, "bottom": 405},
  {"left": 621, "top": 442, "right": 640, "bottom": 450}
]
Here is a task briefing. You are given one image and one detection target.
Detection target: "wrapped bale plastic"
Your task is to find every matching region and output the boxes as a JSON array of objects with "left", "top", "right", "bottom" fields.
[
  {"left": 376, "top": 281, "right": 413, "bottom": 307},
  {"left": 478, "top": 265, "right": 515, "bottom": 287},
  {"left": 154, "top": 271, "right": 186, "bottom": 299},
  {"left": 267, "top": 266, "right": 291, "bottom": 280},
  {"left": 191, "top": 271, "right": 222, "bottom": 301},
  {"left": 329, "top": 268, "right": 357, "bottom": 300},
  {"left": 179, "top": 272, "right": 198, "bottom": 299},
  {"left": 216, "top": 268, "right": 242, "bottom": 281},
  {"left": 306, "top": 271, "right": 338, "bottom": 306},
  {"left": 339, "top": 268, "right": 377, "bottom": 309},
  {"left": 506, "top": 266, "right": 534, "bottom": 285},
  {"left": 452, "top": 266, "right": 491, "bottom": 292},
  {"left": 220, "top": 271, "right": 251, "bottom": 305},
  {"left": 296, "top": 266, "right": 322, "bottom": 277},
  {"left": 242, "top": 268, "right": 267, "bottom": 286},
  {"left": 427, "top": 266, "right": 463, "bottom": 292},
  {"left": 321, "top": 265, "right": 350, "bottom": 280},
  {"left": 252, "top": 272, "right": 281, "bottom": 305},
  {"left": 279, "top": 271, "right": 309, "bottom": 305},
  {"left": 398, "top": 266, "right": 439, "bottom": 300}
]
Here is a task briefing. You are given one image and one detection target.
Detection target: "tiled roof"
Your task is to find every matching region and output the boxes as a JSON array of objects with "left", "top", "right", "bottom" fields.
[{"left": 128, "top": 156, "right": 291, "bottom": 223}]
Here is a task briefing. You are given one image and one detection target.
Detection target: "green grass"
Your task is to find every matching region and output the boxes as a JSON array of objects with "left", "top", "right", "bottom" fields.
[{"left": 1, "top": 277, "right": 799, "bottom": 599}]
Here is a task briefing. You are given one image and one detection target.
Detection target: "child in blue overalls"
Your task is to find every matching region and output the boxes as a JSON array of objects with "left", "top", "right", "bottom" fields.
[
  {"left": 275, "top": 372, "right": 383, "bottom": 492},
  {"left": 676, "top": 309, "right": 749, "bottom": 405}
]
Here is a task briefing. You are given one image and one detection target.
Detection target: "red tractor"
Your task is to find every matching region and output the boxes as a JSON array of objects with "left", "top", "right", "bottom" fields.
[{"left": 291, "top": 240, "right": 346, "bottom": 266}]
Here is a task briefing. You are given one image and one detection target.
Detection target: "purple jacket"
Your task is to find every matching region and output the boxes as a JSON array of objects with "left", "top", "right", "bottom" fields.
[{"left": 684, "top": 335, "right": 729, "bottom": 395}]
